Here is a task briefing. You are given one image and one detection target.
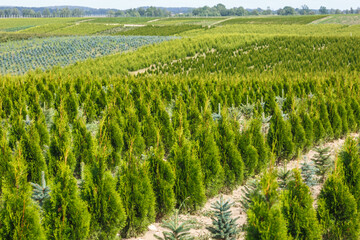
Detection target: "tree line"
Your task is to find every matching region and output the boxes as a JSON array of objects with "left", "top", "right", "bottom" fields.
[
  {"left": 191, "top": 3, "right": 360, "bottom": 16},
  {"left": 0, "top": 7, "right": 85, "bottom": 18}
]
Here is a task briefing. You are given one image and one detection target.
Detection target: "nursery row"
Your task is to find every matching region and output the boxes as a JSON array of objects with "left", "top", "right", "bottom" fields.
[{"left": 0, "top": 35, "right": 175, "bottom": 75}]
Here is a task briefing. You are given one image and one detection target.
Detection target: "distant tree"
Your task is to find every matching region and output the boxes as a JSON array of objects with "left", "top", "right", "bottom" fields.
[
  {"left": 300, "top": 5, "right": 310, "bottom": 15},
  {"left": 42, "top": 8, "right": 51, "bottom": 17},
  {"left": 278, "top": 6, "right": 296, "bottom": 15},
  {"left": 319, "top": 6, "right": 328, "bottom": 14}
]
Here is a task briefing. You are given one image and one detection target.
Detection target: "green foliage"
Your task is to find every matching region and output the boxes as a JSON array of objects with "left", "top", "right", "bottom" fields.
[
  {"left": 48, "top": 105, "right": 75, "bottom": 176},
  {"left": 312, "top": 147, "right": 332, "bottom": 183},
  {"left": 300, "top": 112, "right": 314, "bottom": 150},
  {"left": 154, "top": 210, "right": 194, "bottom": 240},
  {"left": 196, "top": 107, "right": 224, "bottom": 196},
  {"left": 319, "top": 101, "right": 333, "bottom": 140},
  {"left": 147, "top": 146, "right": 176, "bottom": 217},
  {"left": 30, "top": 171, "right": 50, "bottom": 207},
  {"left": 317, "top": 167, "right": 360, "bottom": 240},
  {"left": 313, "top": 118, "right": 325, "bottom": 144},
  {"left": 72, "top": 117, "right": 94, "bottom": 175},
  {"left": 81, "top": 147, "right": 126, "bottom": 239},
  {"left": 118, "top": 151, "right": 156, "bottom": 237},
  {"left": 267, "top": 106, "right": 294, "bottom": 159},
  {"left": 168, "top": 131, "right": 206, "bottom": 210},
  {"left": 216, "top": 112, "right": 244, "bottom": 187},
  {"left": 290, "top": 113, "right": 307, "bottom": 152},
  {"left": 43, "top": 162, "right": 90, "bottom": 240},
  {"left": 245, "top": 170, "right": 289, "bottom": 240},
  {"left": 240, "top": 179, "right": 263, "bottom": 212},
  {"left": 339, "top": 137, "right": 360, "bottom": 209},
  {"left": 20, "top": 124, "right": 47, "bottom": 184},
  {"left": 0, "top": 128, "right": 12, "bottom": 194},
  {"left": 248, "top": 119, "right": 270, "bottom": 172},
  {"left": 300, "top": 158, "right": 317, "bottom": 187},
  {"left": 0, "top": 145, "right": 45, "bottom": 240},
  {"left": 206, "top": 196, "right": 240, "bottom": 240},
  {"left": 277, "top": 161, "right": 292, "bottom": 189},
  {"left": 327, "top": 101, "right": 342, "bottom": 139},
  {"left": 281, "top": 169, "right": 322, "bottom": 240}
]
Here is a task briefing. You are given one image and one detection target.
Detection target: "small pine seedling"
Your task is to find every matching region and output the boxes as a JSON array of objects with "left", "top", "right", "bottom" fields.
[
  {"left": 301, "top": 157, "right": 317, "bottom": 187},
  {"left": 312, "top": 147, "right": 332, "bottom": 183},
  {"left": 278, "top": 160, "right": 292, "bottom": 189},
  {"left": 240, "top": 179, "right": 262, "bottom": 212},
  {"left": 154, "top": 209, "right": 193, "bottom": 240},
  {"left": 30, "top": 171, "right": 50, "bottom": 207},
  {"left": 207, "top": 196, "right": 240, "bottom": 240}
]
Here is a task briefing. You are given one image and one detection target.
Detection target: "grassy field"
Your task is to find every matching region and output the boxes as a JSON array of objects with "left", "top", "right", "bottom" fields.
[
  {"left": 0, "top": 18, "right": 82, "bottom": 31},
  {"left": 219, "top": 15, "right": 327, "bottom": 25},
  {"left": 312, "top": 14, "right": 360, "bottom": 25}
]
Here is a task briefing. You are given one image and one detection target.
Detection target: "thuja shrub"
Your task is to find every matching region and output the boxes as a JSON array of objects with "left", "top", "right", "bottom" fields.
[
  {"left": 0, "top": 145, "right": 45, "bottom": 240},
  {"left": 317, "top": 165, "right": 359, "bottom": 240},
  {"left": 281, "top": 169, "right": 322, "bottom": 240}
]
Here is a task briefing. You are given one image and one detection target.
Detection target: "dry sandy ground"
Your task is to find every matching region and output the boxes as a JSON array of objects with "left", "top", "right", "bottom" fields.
[{"left": 127, "top": 133, "right": 359, "bottom": 240}]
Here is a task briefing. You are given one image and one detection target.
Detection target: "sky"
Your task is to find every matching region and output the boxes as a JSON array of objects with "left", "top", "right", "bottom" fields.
[{"left": 0, "top": 0, "right": 359, "bottom": 10}]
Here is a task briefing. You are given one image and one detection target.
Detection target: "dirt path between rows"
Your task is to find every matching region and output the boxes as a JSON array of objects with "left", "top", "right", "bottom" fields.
[
  {"left": 127, "top": 133, "right": 359, "bottom": 240},
  {"left": 209, "top": 17, "right": 234, "bottom": 26}
]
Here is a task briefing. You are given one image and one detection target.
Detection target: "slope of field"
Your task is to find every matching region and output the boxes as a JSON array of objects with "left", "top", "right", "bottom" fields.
[
  {"left": 0, "top": 35, "right": 175, "bottom": 75},
  {"left": 116, "top": 25, "right": 203, "bottom": 36},
  {"left": 311, "top": 14, "right": 360, "bottom": 25},
  {"left": 219, "top": 15, "right": 327, "bottom": 25},
  {"left": 0, "top": 18, "right": 82, "bottom": 31}
]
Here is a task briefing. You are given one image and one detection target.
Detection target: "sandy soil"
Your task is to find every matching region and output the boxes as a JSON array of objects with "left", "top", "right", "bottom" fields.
[{"left": 126, "top": 133, "right": 359, "bottom": 240}]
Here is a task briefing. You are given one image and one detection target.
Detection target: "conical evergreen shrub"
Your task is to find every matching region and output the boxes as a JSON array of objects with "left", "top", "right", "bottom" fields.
[
  {"left": 48, "top": 105, "right": 75, "bottom": 176},
  {"left": 168, "top": 129, "right": 206, "bottom": 210},
  {"left": 319, "top": 101, "right": 333, "bottom": 140},
  {"left": 245, "top": 169, "right": 289, "bottom": 240},
  {"left": 118, "top": 149, "right": 156, "bottom": 237},
  {"left": 317, "top": 164, "right": 359, "bottom": 240},
  {"left": 290, "top": 113, "right": 306, "bottom": 153},
  {"left": 313, "top": 118, "right": 325, "bottom": 144},
  {"left": 300, "top": 112, "right": 314, "bottom": 150},
  {"left": 281, "top": 169, "right": 322, "bottom": 240},
  {"left": 327, "top": 101, "right": 342, "bottom": 139},
  {"left": 216, "top": 110, "right": 244, "bottom": 187},
  {"left": 43, "top": 162, "right": 90, "bottom": 240},
  {"left": 248, "top": 119, "right": 269, "bottom": 172},
  {"left": 72, "top": 117, "right": 95, "bottom": 175},
  {"left": 337, "top": 102, "right": 349, "bottom": 137},
  {"left": 207, "top": 196, "right": 240, "bottom": 240},
  {"left": 267, "top": 105, "right": 294, "bottom": 159},
  {"left": 20, "top": 123, "right": 47, "bottom": 184},
  {"left": 300, "top": 159, "right": 317, "bottom": 187},
  {"left": 339, "top": 137, "right": 360, "bottom": 209},
  {"left": 0, "top": 145, "right": 45, "bottom": 240},
  {"left": 312, "top": 147, "right": 332, "bottom": 183},
  {"left": 0, "top": 127, "right": 12, "bottom": 194},
  {"left": 81, "top": 144, "right": 126, "bottom": 239},
  {"left": 147, "top": 145, "right": 176, "bottom": 218},
  {"left": 123, "top": 106, "right": 145, "bottom": 156}
]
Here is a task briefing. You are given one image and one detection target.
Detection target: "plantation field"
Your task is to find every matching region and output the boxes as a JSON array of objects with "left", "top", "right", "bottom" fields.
[
  {"left": 0, "top": 35, "right": 174, "bottom": 75},
  {"left": 0, "top": 18, "right": 82, "bottom": 31},
  {"left": 219, "top": 15, "right": 327, "bottom": 25},
  {"left": 152, "top": 17, "right": 227, "bottom": 25},
  {"left": 116, "top": 25, "right": 204, "bottom": 36},
  {"left": 312, "top": 14, "right": 360, "bottom": 25},
  {"left": 1, "top": 14, "right": 360, "bottom": 240}
]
